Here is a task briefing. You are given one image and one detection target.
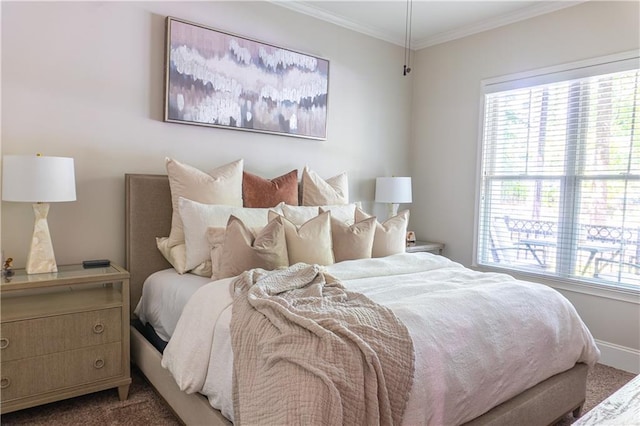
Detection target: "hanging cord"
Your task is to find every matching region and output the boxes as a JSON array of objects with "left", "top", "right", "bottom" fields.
[{"left": 403, "top": 0, "right": 413, "bottom": 76}]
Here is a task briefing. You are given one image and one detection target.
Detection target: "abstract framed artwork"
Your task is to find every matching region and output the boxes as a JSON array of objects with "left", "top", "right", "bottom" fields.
[{"left": 164, "top": 17, "right": 329, "bottom": 140}]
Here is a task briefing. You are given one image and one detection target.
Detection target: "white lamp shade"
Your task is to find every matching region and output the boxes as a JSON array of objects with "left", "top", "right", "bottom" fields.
[
  {"left": 2, "top": 155, "right": 76, "bottom": 202},
  {"left": 375, "top": 177, "right": 412, "bottom": 204}
]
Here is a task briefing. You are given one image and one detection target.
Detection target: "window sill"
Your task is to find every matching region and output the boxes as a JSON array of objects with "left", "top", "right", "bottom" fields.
[{"left": 472, "top": 263, "right": 640, "bottom": 304}]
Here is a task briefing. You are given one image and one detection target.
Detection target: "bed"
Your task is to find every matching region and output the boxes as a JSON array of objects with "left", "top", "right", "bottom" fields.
[{"left": 125, "top": 173, "right": 597, "bottom": 426}]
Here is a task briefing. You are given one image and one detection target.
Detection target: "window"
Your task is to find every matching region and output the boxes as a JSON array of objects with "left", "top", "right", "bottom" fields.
[{"left": 476, "top": 53, "right": 640, "bottom": 290}]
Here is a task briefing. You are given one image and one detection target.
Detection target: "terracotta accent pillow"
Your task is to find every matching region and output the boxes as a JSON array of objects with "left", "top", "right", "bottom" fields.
[
  {"left": 301, "top": 166, "right": 348, "bottom": 206},
  {"left": 243, "top": 170, "right": 298, "bottom": 208},
  {"left": 269, "top": 210, "right": 334, "bottom": 266},
  {"left": 210, "top": 215, "right": 289, "bottom": 281},
  {"left": 165, "top": 158, "right": 243, "bottom": 248},
  {"left": 355, "top": 207, "right": 410, "bottom": 258},
  {"left": 321, "top": 208, "right": 376, "bottom": 262}
]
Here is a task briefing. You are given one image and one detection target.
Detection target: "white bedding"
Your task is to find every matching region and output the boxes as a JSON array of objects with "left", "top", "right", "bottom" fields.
[
  {"left": 161, "top": 253, "right": 600, "bottom": 425},
  {"left": 134, "top": 268, "right": 210, "bottom": 341}
]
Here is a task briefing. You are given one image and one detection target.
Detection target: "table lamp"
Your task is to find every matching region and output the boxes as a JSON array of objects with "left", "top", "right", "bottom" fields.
[
  {"left": 375, "top": 176, "right": 412, "bottom": 218},
  {"left": 2, "top": 154, "right": 76, "bottom": 274}
]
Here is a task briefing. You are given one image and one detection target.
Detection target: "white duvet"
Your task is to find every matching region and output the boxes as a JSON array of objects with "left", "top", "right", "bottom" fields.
[{"left": 162, "top": 253, "right": 600, "bottom": 425}]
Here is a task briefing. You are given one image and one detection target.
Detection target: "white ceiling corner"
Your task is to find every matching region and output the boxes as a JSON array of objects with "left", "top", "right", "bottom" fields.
[
  {"left": 270, "top": 1, "right": 587, "bottom": 50},
  {"left": 273, "top": 1, "right": 407, "bottom": 45}
]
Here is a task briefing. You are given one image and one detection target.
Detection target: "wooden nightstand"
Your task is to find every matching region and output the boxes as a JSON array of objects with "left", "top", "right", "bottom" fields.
[
  {"left": 406, "top": 240, "right": 444, "bottom": 255},
  {"left": 0, "top": 264, "right": 131, "bottom": 414}
]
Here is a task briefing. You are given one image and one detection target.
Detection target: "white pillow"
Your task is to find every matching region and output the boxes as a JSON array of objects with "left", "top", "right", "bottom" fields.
[
  {"left": 166, "top": 158, "right": 243, "bottom": 248},
  {"left": 355, "top": 207, "right": 410, "bottom": 258},
  {"left": 279, "top": 203, "right": 357, "bottom": 226},
  {"left": 179, "top": 197, "right": 282, "bottom": 271},
  {"left": 269, "top": 210, "right": 334, "bottom": 266},
  {"left": 156, "top": 237, "right": 211, "bottom": 276},
  {"left": 321, "top": 208, "right": 377, "bottom": 262},
  {"left": 206, "top": 227, "right": 226, "bottom": 278},
  {"left": 301, "top": 166, "right": 348, "bottom": 206},
  {"left": 210, "top": 215, "right": 289, "bottom": 281}
]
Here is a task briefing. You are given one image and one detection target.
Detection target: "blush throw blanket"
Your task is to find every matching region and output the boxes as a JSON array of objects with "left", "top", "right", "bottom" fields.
[{"left": 230, "top": 263, "right": 415, "bottom": 426}]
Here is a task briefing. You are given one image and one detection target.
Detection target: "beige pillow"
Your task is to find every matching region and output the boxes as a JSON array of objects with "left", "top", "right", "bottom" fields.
[
  {"left": 355, "top": 207, "right": 410, "bottom": 258},
  {"left": 210, "top": 215, "right": 289, "bottom": 280},
  {"left": 156, "top": 237, "right": 211, "bottom": 277},
  {"left": 279, "top": 202, "right": 357, "bottom": 226},
  {"left": 166, "top": 158, "right": 243, "bottom": 248},
  {"left": 301, "top": 166, "right": 348, "bottom": 206},
  {"left": 321, "top": 208, "right": 376, "bottom": 262},
  {"left": 269, "top": 210, "right": 334, "bottom": 266},
  {"left": 179, "top": 197, "right": 282, "bottom": 271}
]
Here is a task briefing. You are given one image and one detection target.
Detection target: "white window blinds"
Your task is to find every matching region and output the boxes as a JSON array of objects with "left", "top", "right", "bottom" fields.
[{"left": 476, "top": 54, "right": 640, "bottom": 289}]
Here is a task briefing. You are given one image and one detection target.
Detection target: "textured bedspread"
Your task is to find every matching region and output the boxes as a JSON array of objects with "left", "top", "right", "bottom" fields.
[
  {"left": 162, "top": 253, "right": 600, "bottom": 425},
  {"left": 230, "top": 264, "right": 414, "bottom": 425}
]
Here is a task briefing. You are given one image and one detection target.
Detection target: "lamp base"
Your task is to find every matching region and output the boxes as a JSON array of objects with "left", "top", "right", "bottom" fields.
[
  {"left": 387, "top": 203, "right": 400, "bottom": 219},
  {"left": 26, "top": 203, "right": 58, "bottom": 274}
]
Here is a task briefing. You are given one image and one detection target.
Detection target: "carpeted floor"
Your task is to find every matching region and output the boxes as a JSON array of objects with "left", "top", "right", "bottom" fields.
[
  {"left": 1, "top": 363, "right": 636, "bottom": 425},
  {"left": 1, "top": 366, "right": 180, "bottom": 426}
]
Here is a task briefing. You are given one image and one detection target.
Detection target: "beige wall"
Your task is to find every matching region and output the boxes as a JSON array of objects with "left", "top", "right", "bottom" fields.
[
  {"left": 410, "top": 0, "right": 640, "bottom": 372},
  {"left": 1, "top": 1, "right": 411, "bottom": 267},
  {"left": 2, "top": 1, "right": 639, "bottom": 372}
]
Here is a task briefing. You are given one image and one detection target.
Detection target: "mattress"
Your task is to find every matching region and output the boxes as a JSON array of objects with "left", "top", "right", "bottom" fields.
[{"left": 133, "top": 268, "right": 210, "bottom": 342}]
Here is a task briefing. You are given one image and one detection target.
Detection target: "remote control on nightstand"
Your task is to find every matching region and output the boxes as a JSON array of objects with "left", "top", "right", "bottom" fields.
[{"left": 82, "top": 259, "right": 111, "bottom": 268}]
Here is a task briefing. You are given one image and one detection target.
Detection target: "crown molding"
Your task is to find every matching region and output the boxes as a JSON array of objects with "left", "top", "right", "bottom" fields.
[
  {"left": 413, "top": 1, "right": 586, "bottom": 50},
  {"left": 270, "top": 1, "right": 404, "bottom": 46},
  {"left": 270, "top": 1, "right": 587, "bottom": 51}
]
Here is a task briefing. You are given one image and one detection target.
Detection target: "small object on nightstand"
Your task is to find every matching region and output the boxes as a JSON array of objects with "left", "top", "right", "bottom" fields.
[
  {"left": 2, "top": 257, "right": 14, "bottom": 277},
  {"left": 82, "top": 259, "right": 111, "bottom": 268},
  {"left": 406, "top": 231, "right": 416, "bottom": 244}
]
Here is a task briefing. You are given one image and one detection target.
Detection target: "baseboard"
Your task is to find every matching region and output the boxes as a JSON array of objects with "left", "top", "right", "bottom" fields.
[{"left": 595, "top": 339, "right": 640, "bottom": 374}]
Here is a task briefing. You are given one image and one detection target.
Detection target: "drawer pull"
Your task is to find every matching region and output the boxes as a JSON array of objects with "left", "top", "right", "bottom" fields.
[
  {"left": 93, "top": 358, "right": 105, "bottom": 369},
  {"left": 93, "top": 323, "right": 105, "bottom": 334},
  {"left": 0, "top": 338, "right": 8, "bottom": 349},
  {"left": 1, "top": 377, "right": 10, "bottom": 389}
]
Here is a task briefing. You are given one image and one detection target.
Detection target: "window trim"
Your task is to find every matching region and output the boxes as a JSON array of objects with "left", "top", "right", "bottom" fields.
[
  {"left": 472, "top": 50, "right": 640, "bottom": 295},
  {"left": 482, "top": 50, "right": 639, "bottom": 94},
  {"left": 473, "top": 263, "right": 640, "bottom": 304}
]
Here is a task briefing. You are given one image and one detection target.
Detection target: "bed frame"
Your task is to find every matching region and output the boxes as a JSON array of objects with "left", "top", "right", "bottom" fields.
[{"left": 125, "top": 173, "right": 588, "bottom": 426}]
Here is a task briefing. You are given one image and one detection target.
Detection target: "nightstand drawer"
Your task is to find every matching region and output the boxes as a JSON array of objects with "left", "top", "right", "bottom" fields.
[
  {"left": 0, "top": 308, "right": 121, "bottom": 362},
  {"left": 1, "top": 341, "right": 122, "bottom": 402}
]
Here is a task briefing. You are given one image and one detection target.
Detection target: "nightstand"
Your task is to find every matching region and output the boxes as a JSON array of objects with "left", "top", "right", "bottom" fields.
[
  {"left": 0, "top": 264, "right": 131, "bottom": 414},
  {"left": 406, "top": 240, "right": 444, "bottom": 255}
]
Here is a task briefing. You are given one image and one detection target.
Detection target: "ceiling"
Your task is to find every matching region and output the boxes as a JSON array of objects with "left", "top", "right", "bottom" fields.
[{"left": 273, "top": 1, "right": 584, "bottom": 49}]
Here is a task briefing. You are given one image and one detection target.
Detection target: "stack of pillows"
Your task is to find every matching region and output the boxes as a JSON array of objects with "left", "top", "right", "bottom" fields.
[{"left": 157, "top": 158, "right": 410, "bottom": 280}]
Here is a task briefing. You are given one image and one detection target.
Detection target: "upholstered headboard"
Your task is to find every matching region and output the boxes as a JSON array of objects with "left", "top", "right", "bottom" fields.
[{"left": 125, "top": 174, "right": 172, "bottom": 315}]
